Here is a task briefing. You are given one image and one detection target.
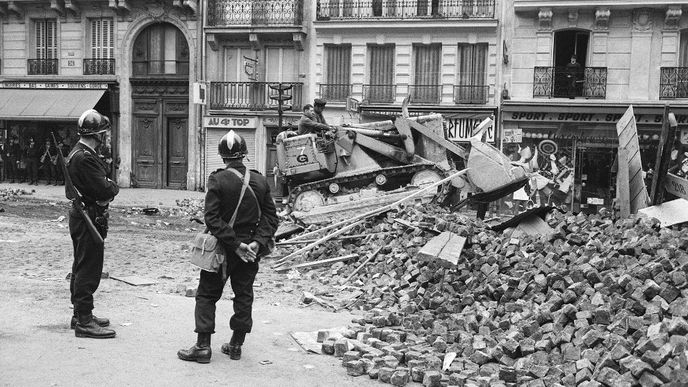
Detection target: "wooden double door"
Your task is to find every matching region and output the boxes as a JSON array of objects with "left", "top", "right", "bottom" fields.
[{"left": 132, "top": 97, "right": 188, "bottom": 189}]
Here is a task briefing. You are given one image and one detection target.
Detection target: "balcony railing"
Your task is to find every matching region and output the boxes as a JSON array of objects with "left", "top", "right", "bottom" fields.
[
  {"left": 317, "top": 0, "right": 494, "bottom": 20},
  {"left": 363, "top": 84, "right": 397, "bottom": 103},
  {"left": 319, "top": 83, "right": 352, "bottom": 102},
  {"left": 533, "top": 66, "right": 607, "bottom": 99},
  {"left": 83, "top": 59, "right": 115, "bottom": 75},
  {"left": 409, "top": 84, "right": 442, "bottom": 104},
  {"left": 28, "top": 59, "right": 58, "bottom": 75},
  {"left": 208, "top": 0, "right": 303, "bottom": 26},
  {"left": 660, "top": 67, "right": 688, "bottom": 99},
  {"left": 454, "top": 85, "right": 488, "bottom": 104},
  {"left": 209, "top": 82, "right": 303, "bottom": 110}
]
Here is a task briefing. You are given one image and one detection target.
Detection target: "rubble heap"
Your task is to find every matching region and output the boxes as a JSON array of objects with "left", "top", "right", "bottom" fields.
[
  {"left": 281, "top": 204, "right": 688, "bottom": 386},
  {"left": 0, "top": 187, "right": 34, "bottom": 201}
]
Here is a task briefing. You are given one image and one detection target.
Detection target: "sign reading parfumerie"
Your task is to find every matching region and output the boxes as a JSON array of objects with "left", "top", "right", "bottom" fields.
[{"left": 204, "top": 116, "right": 257, "bottom": 129}]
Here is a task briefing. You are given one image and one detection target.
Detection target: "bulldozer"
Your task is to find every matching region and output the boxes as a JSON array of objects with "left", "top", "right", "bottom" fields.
[{"left": 276, "top": 99, "right": 529, "bottom": 225}]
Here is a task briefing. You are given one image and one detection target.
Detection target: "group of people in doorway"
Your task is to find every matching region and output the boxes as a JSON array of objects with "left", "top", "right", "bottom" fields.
[{"left": 1, "top": 136, "right": 70, "bottom": 185}]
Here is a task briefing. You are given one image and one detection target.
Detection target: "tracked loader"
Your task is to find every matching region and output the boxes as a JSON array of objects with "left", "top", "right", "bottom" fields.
[{"left": 276, "top": 99, "right": 528, "bottom": 225}]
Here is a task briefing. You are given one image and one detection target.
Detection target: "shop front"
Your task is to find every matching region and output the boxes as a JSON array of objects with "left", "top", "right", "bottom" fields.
[
  {"left": 501, "top": 102, "right": 688, "bottom": 214},
  {"left": 0, "top": 81, "right": 118, "bottom": 183}
]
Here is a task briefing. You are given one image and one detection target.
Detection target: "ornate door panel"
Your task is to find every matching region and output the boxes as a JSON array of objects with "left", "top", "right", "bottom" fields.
[
  {"left": 132, "top": 99, "right": 161, "bottom": 188},
  {"left": 166, "top": 116, "right": 188, "bottom": 189}
]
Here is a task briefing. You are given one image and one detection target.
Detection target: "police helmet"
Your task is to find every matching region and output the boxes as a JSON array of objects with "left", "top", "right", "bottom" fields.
[
  {"left": 218, "top": 130, "right": 247, "bottom": 159},
  {"left": 78, "top": 109, "right": 111, "bottom": 136}
]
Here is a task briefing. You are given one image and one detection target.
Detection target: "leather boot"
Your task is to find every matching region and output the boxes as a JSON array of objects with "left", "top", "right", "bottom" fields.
[
  {"left": 221, "top": 331, "right": 245, "bottom": 360},
  {"left": 75, "top": 314, "right": 116, "bottom": 339},
  {"left": 71, "top": 314, "right": 110, "bottom": 329},
  {"left": 177, "top": 333, "right": 211, "bottom": 364}
]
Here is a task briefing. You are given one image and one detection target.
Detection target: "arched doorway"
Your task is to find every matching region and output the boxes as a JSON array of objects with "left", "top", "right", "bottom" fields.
[{"left": 130, "top": 22, "right": 189, "bottom": 189}]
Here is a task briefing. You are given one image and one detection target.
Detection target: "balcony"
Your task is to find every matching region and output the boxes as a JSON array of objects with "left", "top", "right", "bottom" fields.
[
  {"left": 409, "top": 84, "right": 442, "bottom": 104},
  {"left": 207, "top": 0, "right": 303, "bottom": 26},
  {"left": 28, "top": 59, "right": 58, "bottom": 75},
  {"left": 363, "top": 84, "right": 397, "bottom": 103},
  {"left": 660, "top": 67, "right": 688, "bottom": 99},
  {"left": 319, "top": 83, "right": 352, "bottom": 102},
  {"left": 453, "top": 85, "right": 488, "bottom": 104},
  {"left": 316, "top": 0, "right": 495, "bottom": 20},
  {"left": 83, "top": 59, "right": 115, "bottom": 75},
  {"left": 209, "top": 82, "right": 303, "bottom": 111},
  {"left": 533, "top": 66, "right": 607, "bottom": 99}
]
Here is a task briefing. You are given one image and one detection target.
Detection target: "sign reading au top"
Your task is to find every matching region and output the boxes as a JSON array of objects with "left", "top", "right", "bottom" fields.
[
  {"left": 444, "top": 116, "right": 495, "bottom": 143},
  {"left": 204, "top": 116, "right": 257, "bottom": 129}
]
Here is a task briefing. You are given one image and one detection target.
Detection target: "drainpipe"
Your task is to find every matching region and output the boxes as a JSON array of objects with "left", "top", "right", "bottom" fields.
[{"left": 199, "top": 0, "right": 206, "bottom": 190}]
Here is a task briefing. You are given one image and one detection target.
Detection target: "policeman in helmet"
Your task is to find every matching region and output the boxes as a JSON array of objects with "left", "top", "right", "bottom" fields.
[
  {"left": 68, "top": 109, "right": 120, "bottom": 339},
  {"left": 179, "top": 130, "right": 278, "bottom": 363}
]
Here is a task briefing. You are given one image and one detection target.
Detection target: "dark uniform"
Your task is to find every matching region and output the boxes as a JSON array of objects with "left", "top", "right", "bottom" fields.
[
  {"left": 67, "top": 141, "right": 119, "bottom": 320},
  {"left": 24, "top": 139, "right": 40, "bottom": 185}
]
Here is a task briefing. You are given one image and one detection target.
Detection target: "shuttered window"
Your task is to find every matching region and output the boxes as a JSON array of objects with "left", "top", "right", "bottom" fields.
[
  {"left": 35, "top": 19, "right": 57, "bottom": 59},
  {"left": 90, "top": 18, "right": 114, "bottom": 59},
  {"left": 456, "top": 43, "right": 488, "bottom": 103},
  {"left": 412, "top": 43, "right": 441, "bottom": 103},
  {"left": 367, "top": 44, "right": 395, "bottom": 102},
  {"left": 323, "top": 44, "right": 351, "bottom": 101}
]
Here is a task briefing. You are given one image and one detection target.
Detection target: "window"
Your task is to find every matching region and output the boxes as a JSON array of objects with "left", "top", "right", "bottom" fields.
[
  {"left": 30, "top": 19, "right": 57, "bottom": 75},
  {"left": 412, "top": 43, "right": 441, "bottom": 103},
  {"left": 85, "top": 18, "right": 115, "bottom": 75},
  {"left": 322, "top": 44, "right": 351, "bottom": 101},
  {"left": 366, "top": 44, "right": 395, "bottom": 102},
  {"left": 265, "top": 47, "right": 298, "bottom": 83},
  {"left": 456, "top": 43, "right": 488, "bottom": 103},
  {"left": 132, "top": 23, "right": 189, "bottom": 76}
]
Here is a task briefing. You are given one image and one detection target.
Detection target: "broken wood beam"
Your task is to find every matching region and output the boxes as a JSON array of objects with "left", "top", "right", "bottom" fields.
[
  {"left": 275, "top": 254, "right": 358, "bottom": 273},
  {"left": 276, "top": 232, "right": 389, "bottom": 246},
  {"left": 343, "top": 246, "right": 383, "bottom": 283}
]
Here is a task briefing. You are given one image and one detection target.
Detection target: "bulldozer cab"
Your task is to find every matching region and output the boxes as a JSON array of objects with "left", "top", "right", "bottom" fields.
[{"left": 276, "top": 133, "right": 337, "bottom": 182}]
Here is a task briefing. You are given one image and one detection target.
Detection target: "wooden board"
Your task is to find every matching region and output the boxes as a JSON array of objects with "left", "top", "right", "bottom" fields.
[
  {"left": 616, "top": 147, "right": 631, "bottom": 218},
  {"left": 417, "top": 231, "right": 466, "bottom": 267},
  {"left": 275, "top": 254, "right": 358, "bottom": 272},
  {"left": 616, "top": 105, "right": 649, "bottom": 214},
  {"left": 514, "top": 215, "right": 555, "bottom": 237},
  {"left": 638, "top": 198, "right": 688, "bottom": 227}
]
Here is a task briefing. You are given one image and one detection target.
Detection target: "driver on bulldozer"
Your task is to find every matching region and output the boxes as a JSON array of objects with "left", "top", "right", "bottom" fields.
[{"left": 297, "top": 104, "right": 335, "bottom": 137}]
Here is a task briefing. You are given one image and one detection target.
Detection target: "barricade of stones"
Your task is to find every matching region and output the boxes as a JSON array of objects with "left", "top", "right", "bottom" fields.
[{"left": 305, "top": 206, "right": 688, "bottom": 386}]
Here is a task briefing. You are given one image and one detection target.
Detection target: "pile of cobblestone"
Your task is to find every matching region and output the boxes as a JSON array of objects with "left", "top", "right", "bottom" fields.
[{"left": 0, "top": 187, "right": 34, "bottom": 201}]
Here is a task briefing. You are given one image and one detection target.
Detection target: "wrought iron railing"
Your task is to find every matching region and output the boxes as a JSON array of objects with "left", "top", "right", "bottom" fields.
[
  {"left": 28, "top": 59, "right": 58, "bottom": 75},
  {"left": 132, "top": 60, "right": 189, "bottom": 76},
  {"left": 363, "top": 84, "right": 397, "bottom": 103},
  {"left": 319, "top": 83, "right": 352, "bottom": 102},
  {"left": 83, "top": 59, "right": 115, "bottom": 75},
  {"left": 533, "top": 66, "right": 607, "bottom": 99},
  {"left": 209, "top": 82, "right": 303, "bottom": 110},
  {"left": 409, "top": 84, "right": 442, "bottom": 104},
  {"left": 453, "top": 85, "right": 488, "bottom": 104},
  {"left": 208, "top": 0, "right": 303, "bottom": 26},
  {"left": 660, "top": 67, "right": 688, "bottom": 99},
  {"left": 316, "top": 0, "right": 494, "bottom": 20}
]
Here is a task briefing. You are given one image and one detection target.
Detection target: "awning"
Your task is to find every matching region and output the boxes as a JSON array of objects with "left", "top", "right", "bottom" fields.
[{"left": 0, "top": 89, "right": 106, "bottom": 121}]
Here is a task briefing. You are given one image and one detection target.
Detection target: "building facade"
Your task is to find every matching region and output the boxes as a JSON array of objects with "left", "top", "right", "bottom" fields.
[
  {"left": 311, "top": 0, "right": 503, "bottom": 147},
  {"left": 0, "top": 0, "right": 201, "bottom": 189},
  {"left": 202, "top": 0, "right": 309, "bottom": 194},
  {"left": 502, "top": 0, "right": 688, "bottom": 213}
]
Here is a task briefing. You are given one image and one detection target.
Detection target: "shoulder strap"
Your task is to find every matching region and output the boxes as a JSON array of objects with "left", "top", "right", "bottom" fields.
[{"left": 227, "top": 168, "right": 251, "bottom": 226}]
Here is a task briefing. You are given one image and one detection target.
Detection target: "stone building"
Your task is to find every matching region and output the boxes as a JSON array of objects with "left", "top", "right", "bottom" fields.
[
  {"left": 501, "top": 0, "right": 688, "bottom": 213},
  {"left": 0, "top": 0, "right": 201, "bottom": 189}
]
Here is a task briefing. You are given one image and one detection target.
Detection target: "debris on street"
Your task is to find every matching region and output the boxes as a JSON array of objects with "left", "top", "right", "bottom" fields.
[
  {"left": 273, "top": 202, "right": 688, "bottom": 385},
  {"left": 0, "top": 187, "right": 34, "bottom": 201}
]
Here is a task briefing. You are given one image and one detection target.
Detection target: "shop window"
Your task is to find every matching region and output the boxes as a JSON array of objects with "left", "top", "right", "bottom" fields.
[
  {"left": 30, "top": 19, "right": 58, "bottom": 75},
  {"left": 85, "top": 18, "right": 115, "bottom": 75},
  {"left": 456, "top": 43, "right": 488, "bottom": 104},
  {"left": 366, "top": 44, "right": 395, "bottom": 103},
  {"left": 411, "top": 43, "right": 441, "bottom": 104},
  {"left": 132, "top": 23, "right": 189, "bottom": 76},
  {"left": 322, "top": 44, "right": 351, "bottom": 102}
]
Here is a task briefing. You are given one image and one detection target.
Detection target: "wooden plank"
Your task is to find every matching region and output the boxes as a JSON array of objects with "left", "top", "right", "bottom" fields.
[
  {"left": 276, "top": 232, "right": 389, "bottom": 246},
  {"left": 616, "top": 105, "right": 650, "bottom": 213},
  {"left": 638, "top": 198, "right": 688, "bottom": 227},
  {"left": 514, "top": 215, "right": 554, "bottom": 237},
  {"left": 417, "top": 231, "right": 466, "bottom": 267},
  {"left": 650, "top": 108, "right": 678, "bottom": 204},
  {"left": 272, "top": 220, "right": 364, "bottom": 267},
  {"left": 616, "top": 147, "right": 631, "bottom": 218},
  {"left": 405, "top": 118, "right": 468, "bottom": 160},
  {"left": 274, "top": 254, "right": 358, "bottom": 272}
]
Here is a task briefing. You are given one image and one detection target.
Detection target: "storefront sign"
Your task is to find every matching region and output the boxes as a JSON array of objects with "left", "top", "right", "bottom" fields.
[
  {"left": 445, "top": 117, "right": 495, "bottom": 143},
  {"left": 0, "top": 82, "right": 109, "bottom": 89},
  {"left": 204, "top": 116, "right": 257, "bottom": 129},
  {"left": 503, "top": 128, "right": 523, "bottom": 143},
  {"left": 665, "top": 173, "right": 688, "bottom": 200},
  {"left": 507, "top": 111, "right": 688, "bottom": 125}
]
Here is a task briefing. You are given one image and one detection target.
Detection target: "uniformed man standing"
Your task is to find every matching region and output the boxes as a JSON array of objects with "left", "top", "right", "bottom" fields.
[
  {"left": 178, "top": 130, "right": 279, "bottom": 363},
  {"left": 68, "top": 109, "right": 120, "bottom": 339},
  {"left": 313, "top": 98, "right": 328, "bottom": 124}
]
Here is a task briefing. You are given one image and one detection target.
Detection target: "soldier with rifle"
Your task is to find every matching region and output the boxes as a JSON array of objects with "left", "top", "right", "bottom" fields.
[{"left": 59, "top": 109, "right": 119, "bottom": 339}]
